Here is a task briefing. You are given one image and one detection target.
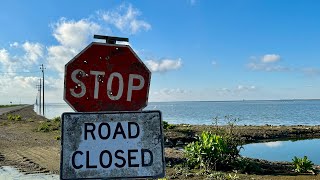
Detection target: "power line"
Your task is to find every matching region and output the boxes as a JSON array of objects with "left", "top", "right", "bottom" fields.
[{"left": 0, "top": 71, "right": 41, "bottom": 74}]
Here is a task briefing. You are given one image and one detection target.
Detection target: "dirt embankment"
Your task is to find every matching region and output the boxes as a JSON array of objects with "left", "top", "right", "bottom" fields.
[
  {"left": 164, "top": 124, "right": 320, "bottom": 147},
  {"left": 0, "top": 105, "right": 320, "bottom": 179},
  {"left": 0, "top": 105, "right": 60, "bottom": 174}
]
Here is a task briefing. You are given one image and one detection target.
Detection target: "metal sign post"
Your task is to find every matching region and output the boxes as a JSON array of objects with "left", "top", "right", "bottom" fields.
[{"left": 61, "top": 35, "right": 165, "bottom": 179}]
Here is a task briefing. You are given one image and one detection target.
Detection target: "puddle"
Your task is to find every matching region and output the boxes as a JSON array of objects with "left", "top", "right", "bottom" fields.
[
  {"left": 0, "top": 166, "right": 59, "bottom": 180},
  {"left": 241, "top": 139, "right": 320, "bottom": 165}
]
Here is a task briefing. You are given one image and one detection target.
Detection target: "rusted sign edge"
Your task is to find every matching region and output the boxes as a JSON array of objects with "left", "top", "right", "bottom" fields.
[{"left": 60, "top": 110, "right": 165, "bottom": 180}]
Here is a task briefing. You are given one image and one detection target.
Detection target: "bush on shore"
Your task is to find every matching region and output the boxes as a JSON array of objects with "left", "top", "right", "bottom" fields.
[{"left": 184, "top": 131, "right": 241, "bottom": 170}]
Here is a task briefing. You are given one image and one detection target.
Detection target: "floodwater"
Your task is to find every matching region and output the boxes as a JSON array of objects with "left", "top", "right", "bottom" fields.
[
  {"left": 241, "top": 139, "right": 320, "bottom": 165},
  {"left": 0, "top": 166, "right": 59, "bottom": 180}
]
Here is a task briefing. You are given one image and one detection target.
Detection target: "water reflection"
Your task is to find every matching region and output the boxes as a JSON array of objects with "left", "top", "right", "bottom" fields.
[
  {"left": 262, "top": 141, "right": 283, "bottom": 148},
  {"left": 0, "top": 166, "right": 59, "bottom": 180},
  {"left": 241, "top": 139, "right": 320, "bottom": 165}
]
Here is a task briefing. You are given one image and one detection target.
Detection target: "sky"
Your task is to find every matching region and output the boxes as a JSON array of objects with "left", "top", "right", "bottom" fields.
[{"left": 1, "top": 0, "right": 320, "bottom": 104}]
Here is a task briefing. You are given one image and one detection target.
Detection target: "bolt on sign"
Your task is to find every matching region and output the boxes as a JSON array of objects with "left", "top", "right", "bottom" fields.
[
  {"left": 64, "top": 42, "right": 151, "bottom": 112},
  {"left": 60, "top": 111, "right": 165, "bottom": 179}
]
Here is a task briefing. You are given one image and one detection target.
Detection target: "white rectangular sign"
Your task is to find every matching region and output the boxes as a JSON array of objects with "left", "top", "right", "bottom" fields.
[{"left": 60, "top": 111, "right": 165, "bottom": 179}]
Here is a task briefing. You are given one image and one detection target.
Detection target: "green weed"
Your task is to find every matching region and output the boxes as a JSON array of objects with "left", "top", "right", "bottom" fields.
[
  {"left": 36, "top": 120, "right": 61, "bottom": 133},
  {"left": 184, "top": 131, "right": 241, "bottom": 170},
  {"left": 37, "top": 122, "right": 50, "bottom": 132},
  {"left": 7, "top": 114, "right": 22, "bottom": 121},
  {"left": 292, "top": 156, "right": 314, "bottom": 173}
]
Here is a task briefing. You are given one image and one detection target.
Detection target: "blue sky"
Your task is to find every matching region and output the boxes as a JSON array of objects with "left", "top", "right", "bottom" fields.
[{"left": 1, "top": 0, "right": 320, "bottom": 104}]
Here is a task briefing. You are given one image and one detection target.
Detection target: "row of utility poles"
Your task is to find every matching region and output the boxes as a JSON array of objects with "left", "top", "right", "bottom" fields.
[{"left": 36, "top": 64, "right": 45, "bottom": 116}]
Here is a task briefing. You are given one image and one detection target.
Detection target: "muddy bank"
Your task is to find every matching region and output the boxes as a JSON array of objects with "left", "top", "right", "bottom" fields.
[
  {"left": 0, "top": 105, "right": 319, "bottom": 178},
  {"left": 164, "top": 124, "right": 320, "bottom": 147}
]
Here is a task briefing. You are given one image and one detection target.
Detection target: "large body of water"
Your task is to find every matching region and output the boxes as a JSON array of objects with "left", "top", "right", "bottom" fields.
[{"left": 37, "top": 100, "right": 320, "bottom": 125}]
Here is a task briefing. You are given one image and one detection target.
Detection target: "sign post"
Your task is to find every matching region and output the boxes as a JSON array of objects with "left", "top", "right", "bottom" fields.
[{"left": 61, "top": 35, "right": 164, "bottom": 179}]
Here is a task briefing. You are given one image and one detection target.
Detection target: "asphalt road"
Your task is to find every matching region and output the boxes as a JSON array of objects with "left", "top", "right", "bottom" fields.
[{"left": 0, "top": 105, "right": 30, "bottom": 115}]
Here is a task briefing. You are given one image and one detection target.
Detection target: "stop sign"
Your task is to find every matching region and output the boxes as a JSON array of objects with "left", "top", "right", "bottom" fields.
[{"left": 64, "top": 42, "right": 151, "bottom": 112}]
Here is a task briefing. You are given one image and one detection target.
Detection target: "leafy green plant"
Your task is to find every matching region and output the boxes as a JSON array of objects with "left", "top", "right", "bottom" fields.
[
  {"left": 163, "top": 120, "right": 175, "bottom": 130},
  {"left": 37, "top": 122, "right": 50, "bottom": 132},
  {"left": 7, "top": 114, "right": 22, "bottom": 121},
  {"left": 184, "top": 131, "right": 241, "bottom": 170},
  {"left": 292, "top": 156, "right": 314, "bottom": 173}
]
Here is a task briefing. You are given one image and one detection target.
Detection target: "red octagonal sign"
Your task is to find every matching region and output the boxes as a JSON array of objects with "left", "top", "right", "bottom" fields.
[{"left": 64, "top": 42, "right": 151, "bottom": 112}]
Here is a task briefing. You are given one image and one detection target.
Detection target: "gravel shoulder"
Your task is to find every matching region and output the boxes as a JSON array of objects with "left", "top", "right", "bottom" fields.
[{"left": 0, "top": 105, "right": 319, "bottom": 179}]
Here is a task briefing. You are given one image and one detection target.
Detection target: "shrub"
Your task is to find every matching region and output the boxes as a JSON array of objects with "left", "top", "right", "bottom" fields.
[
  {"left": 163, "top": 120, "right": 175, "bottom": 130},
  {"left": 292, "top": 156, "right": 314, "bottom": 173},
  {"left": 184, "top": 131, "right": 241, "bottom": 170}
]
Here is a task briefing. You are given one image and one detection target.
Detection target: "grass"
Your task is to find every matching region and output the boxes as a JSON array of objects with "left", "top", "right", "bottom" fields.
[
  {"left": 0, "top": 104, "right": 20, "bottom": 108},
  {"left": 36, "top": 118, "right": 61, "bottom": 133},
  {"left": 7, "top": 114, "right": 22, "bottom": 121}
]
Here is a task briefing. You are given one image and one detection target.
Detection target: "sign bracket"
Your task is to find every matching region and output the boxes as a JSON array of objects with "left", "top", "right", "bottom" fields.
[{"left": 94, "top": 34, "right": 129, "bottom": 44}]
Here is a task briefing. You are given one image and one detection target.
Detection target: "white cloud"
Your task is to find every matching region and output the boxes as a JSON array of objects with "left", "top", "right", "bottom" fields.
[
  {"left": 0, "top": 48, "right": 17, "bottom": 73},
  {"left": 217, "top": 85, "right": 257, "bottom": 96},
  {"left": 158, "top": 88, "right": 188, "bottom": 95},
  {"left": 47, "top": 18, "right": 103, "bottom": 73},
  {"left": 0, "top": 75, "right": 39, "bottom": 103},
  {"left": 262, "top": 54, "right": 281, "bottom": 63},
  {"left": 246, "top": 54, "right": 291, "bottom": 72},
  {"left": 247, "top": 62, "right": 291, "bottom": 72},
  {"left": 47, "top": 45, "right": 77, "bottom": 73},
  {"left": 100, "top": 3, "right": 151, "bottom": 34},
  {"left": 145, "top": 58, "right": 182, "bottom": 72},
  {"left": 10, "top": 42, "right": 19, "bottom": 48},
  {"left": 52, "top": 18, "right": 101, "bottom": 50},
  {"left": 0, "top": 4, "right": 154, "bottom": 104},
  {"left": 22, "top": 42, "right": 44, "bottom": 63},
  {"left": 0, "top": 48, "right": 10, "bottom": 65},
  {"left": 237, "top": 85, "right": 256, "bottom": 91}
]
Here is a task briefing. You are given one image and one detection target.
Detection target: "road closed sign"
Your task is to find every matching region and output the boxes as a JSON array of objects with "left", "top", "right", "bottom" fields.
[{"left": 60, "top": 111, "right": 165, "bottom": 179}]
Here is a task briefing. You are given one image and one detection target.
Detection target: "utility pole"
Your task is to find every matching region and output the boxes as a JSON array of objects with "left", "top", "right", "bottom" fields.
[
  {"left": 40, "top": 64, "right": 45, "bottom": 116},
  {"left": 36, "top": 79, "right": 41, "bottom": 115}
]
